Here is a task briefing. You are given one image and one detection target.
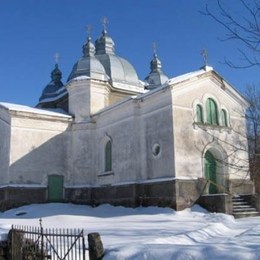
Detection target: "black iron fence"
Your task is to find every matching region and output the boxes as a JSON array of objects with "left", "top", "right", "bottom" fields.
[{"left": 10, "top": 219, "right": 86, "bottom": 260}]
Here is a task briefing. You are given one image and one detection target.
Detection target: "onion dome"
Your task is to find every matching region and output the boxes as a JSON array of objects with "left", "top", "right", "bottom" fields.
[
  {"left": 67, "top": 36, "right": 108, "bottom": 82},
  {"left": 145, "top": 52, "right": 168, "bottom": 90},
  {"left": 95, "top": 28, "right": 142, "bottom": 88},
  {"left": 39, "top": 64, "right": 67, "bottom": 102}
]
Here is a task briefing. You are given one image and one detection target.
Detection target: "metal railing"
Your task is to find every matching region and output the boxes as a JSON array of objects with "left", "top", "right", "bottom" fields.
[{"left": 11, "top": 219, "right": 86, "bottom": 260}]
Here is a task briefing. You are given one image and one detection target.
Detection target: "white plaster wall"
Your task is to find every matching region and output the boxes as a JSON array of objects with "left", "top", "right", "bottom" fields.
[
  {"left": 67, "top": 78, "right": 110, "bottom": 121},
  {"left": 67, "top": 79, "right": 91, "bottom": 121},
  {"left": 65, "top": 69, "right": 248, "bottom": 189},
  {"left": 61, "top": 77, "right": 145, "bottom": 186},
  {"left": 99, "top": 116, "right": 141, "bottom": 183},
  {"left": 172, "top": 105, "right": 202, "bottom": 178},
  {"left": 69, "top": 123, "right": 97, "bottom": 186},
  {"left": 8, "top": 114, "right": 71, "bottom": 185},
  {"left": 90, "top": 81, "right": 110, "bottom": 114},
  {"left": 95, "top": 101, "right": 141, "bottom": 185},
  {"left": 109, "top": 91, "right": 132, "bottom": 105},
  {"left": 67, "top": 101, "right": 141, "bottom": 186},
  {"left": 171, "top": 73, "right": 249, "bottom": 181},
  {"left": 87, "top": 87, "right": 175, "bottom": 186},
  {"left": 140, "top": 89, "right": 175, "bottom": 180},
  {"left": 0, "top": 109, "right": 11, "bottom": 184}
]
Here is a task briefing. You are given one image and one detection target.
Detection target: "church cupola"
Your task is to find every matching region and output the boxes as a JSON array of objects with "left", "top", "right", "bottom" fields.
[
  {"left": 66, "top": 28, "right": 112, "bottom": 121},
  {"left": 145, "top": 45, "right": 168, "bottom": 90},
  {"left": 66, "top": 21, "right": 145, "bottom": 122},
  {"left": 51, "top": 64, "right": 62, "bottom": 82},
  {"left": 94, "top": 18, "right": 142, "bottom": 90},
  {"left": 95, "top": 28, "right": 115, "bottom": 55},
  {"left": 67, "top": 33, "right": 108, "bottom": 82},
  {"left": 83, "top": 36, "right": 96, "bottom": 57},
  {"left": 38, "top": 62, "right": 67, "bottom": 104}
]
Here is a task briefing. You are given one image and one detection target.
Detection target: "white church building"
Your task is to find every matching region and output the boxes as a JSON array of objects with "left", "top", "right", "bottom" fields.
[{"left": 0, "top": 26, "right": 255, "bottom": 213}]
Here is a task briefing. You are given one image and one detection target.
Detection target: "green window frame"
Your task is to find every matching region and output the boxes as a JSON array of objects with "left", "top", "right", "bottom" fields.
[
  {"left": 206, "top": 98, "right": 218, "bottom": 125},
  {"left": 221, "top": 109, "right": 228, "bottom": 127},
  {"left": 196, "top": 104, "right": 203, "bottom": 123},
  {"left": 105, "top": 140, "right": 112, "bottom": 172}
]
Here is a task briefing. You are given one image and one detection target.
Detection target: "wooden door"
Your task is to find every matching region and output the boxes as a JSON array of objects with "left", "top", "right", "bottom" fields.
[
  {"left": 48, "top": 175, "right": 64, "bottom": 202},
  {"left": 204, "top": 151, "right": 217, "bottom": 194}
]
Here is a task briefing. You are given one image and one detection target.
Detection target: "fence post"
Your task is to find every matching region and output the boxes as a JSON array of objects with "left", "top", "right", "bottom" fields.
[
  {"left": 39, "top": 218, "right": 45, "bottom": 260},
  {"left": 88, "top": 232, "right": 104, "bottom": 260},
  {"left": 8, "top": 227, "right": 23, "bottom": 260}
]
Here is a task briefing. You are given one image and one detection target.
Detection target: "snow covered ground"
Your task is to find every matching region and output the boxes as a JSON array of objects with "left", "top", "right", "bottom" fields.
[{"left": 0, "top": 203, "right": 259, "bottom": 259}]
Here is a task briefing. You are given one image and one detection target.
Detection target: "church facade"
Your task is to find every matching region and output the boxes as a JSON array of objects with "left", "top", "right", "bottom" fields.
[{"left": 0, "top": 26, "right": 254, "bottom": 212}]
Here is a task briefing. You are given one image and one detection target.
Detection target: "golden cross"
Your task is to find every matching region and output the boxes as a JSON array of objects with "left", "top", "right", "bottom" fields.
[
  {"left": 86, "top": 24, "right": 92, "bottom": 37},
  {"left": 54, "top": 53, "right": 60, "bottom": 64},
  {"left": 201, "top": 48, "right": 208, "bottom": 66},
  {"left": 101, "top": 17, "right": 109, "bottom": 30},
  {"left": 152, "top": 42, "right": 157, "bottom": 55}
]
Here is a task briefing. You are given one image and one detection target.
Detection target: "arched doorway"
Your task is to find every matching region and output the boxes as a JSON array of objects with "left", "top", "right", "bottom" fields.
[{"left": 204, "top": 150, "right": 218, "bottom": 194}]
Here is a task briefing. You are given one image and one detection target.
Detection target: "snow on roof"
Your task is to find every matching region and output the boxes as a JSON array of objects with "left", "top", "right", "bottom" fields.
[
  {"left": 167, "top": 66, "right": 213, "bottom": 85},
  {"left": 132, "top": 67, "right": 213, "bottom": 101},
  {"left": 0, "top": 102, "right": 72, "bottom": 118},
  {"left": 38, "top": 89, "right": 67, "bottom": 104},
  {"left": 70, "top": 75, "right": 91, "bottom": 81}
]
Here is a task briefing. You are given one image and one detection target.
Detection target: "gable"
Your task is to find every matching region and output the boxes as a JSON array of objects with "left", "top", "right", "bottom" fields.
[{"left": 169, "top": 69, "right": 248, "bottom": 117}]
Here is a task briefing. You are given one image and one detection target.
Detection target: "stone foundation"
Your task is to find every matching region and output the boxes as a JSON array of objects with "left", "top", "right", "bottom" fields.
[
  {"left": 0, "top": 178, "right": 255, "bottom": 214},
  {"left": 0, "top": 186, "right": 46, "bottom": 212},
  {"left": 65, "top": 179, "right": 207, "bottom": 210},
  {"left": 229, "top": 179, "right": 255, "bottom": 194},
  {"left": 175, "top": 178, "right": 208, "bottom": 210},
  {"left": 198, "top": 194, "right": 232, "bottom": 214}
]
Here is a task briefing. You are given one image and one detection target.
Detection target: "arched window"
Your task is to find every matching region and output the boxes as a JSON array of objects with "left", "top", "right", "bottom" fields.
[
  {"left": 196, "top": 104, "right": 203, "bottom": 123},
  {"left": 206, "top": 98, "right": 218, "bottom": 125},
  {"left": 105, "top": 140, "right": 112, "bottom": 172},
  {"left": 221, "top": 109, "right": 228, "bottom": 127}
]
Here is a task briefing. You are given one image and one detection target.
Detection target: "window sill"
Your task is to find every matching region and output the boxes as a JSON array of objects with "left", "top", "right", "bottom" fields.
[
  {"left": 193, "top": 122, "right": 232, "bottom": 133},
  {"left": 98, "top": 171, "right": 114, "bottom": 177}
]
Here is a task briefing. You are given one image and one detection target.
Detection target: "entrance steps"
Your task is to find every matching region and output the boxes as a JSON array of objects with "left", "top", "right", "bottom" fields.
[{"left": 232, "top": 195, "right": 260, "bottom": 218}]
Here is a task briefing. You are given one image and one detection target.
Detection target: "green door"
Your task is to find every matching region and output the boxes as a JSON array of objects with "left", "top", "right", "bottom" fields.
[
  {"left": 204, "top": 151, "right": 217, "bottom": 194},
  {"left": 48, "top": 175, "right": 64, "bottom": 202}
]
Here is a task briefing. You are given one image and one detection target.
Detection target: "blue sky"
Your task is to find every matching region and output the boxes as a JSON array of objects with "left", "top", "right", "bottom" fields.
[{"left": 0, "top": 0, "right": 258, "bottom": 106}]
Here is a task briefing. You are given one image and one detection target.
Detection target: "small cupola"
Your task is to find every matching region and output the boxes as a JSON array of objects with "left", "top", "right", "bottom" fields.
[
  {"left": 95, "top": 17, "right": 115, "bottom": 55},
  {"left": 95, "top": 28, "right": 115, "bottom": 55},
  {"left": 145, "top": 45, "right": 168, "bottom": 90},
  {"left": 39, "top": 63, "right": 66, "bottom": 103},
  {"left": 83, "top": 36, "right": 96, "bottom": 57}
]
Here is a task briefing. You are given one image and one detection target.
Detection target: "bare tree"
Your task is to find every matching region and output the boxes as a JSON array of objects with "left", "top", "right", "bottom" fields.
[
  {"left": 245, "top": 85, "right": 260, "bottom": 191},
  {"left": 202, "top": 0, "right": 260, "bottom": 193},
  {"left": 203, "top": 0, "right": 260, "bottom": 68}
]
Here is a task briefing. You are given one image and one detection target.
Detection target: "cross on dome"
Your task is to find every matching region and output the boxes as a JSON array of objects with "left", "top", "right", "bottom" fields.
[
  {"left": 101, "top": 17, "right": 109, "bottom": 31},
  {"left": 54, "top": 53, "right": 60, "bottom": 64},
  {"left": 86, "top": 24, "right": 93, "bottom": 38},
  {"left": 152, "top": 42, "right": 157, "bottom": 56},
  {"left": 201, "top": 48, "right": 208, "bottom": 66}
]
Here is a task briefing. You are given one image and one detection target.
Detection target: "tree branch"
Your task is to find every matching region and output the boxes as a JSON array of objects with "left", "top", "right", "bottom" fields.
[{"left": 202, "top": 0, "right": 260, "bottom": 68}]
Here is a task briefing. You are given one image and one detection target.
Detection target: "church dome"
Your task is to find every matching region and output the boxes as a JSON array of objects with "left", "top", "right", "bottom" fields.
[
  {"left": 95, "top": 29, "right": 141, "bottom": 88},
  {"left": 67, "top": 36, "right": 108, "bottom": 82},
  {"left": 145, "top": 52, "right": 168, "bottom": 90},
  {"left": 39, "top": 64, "right": 67, "bottom": 102}
]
